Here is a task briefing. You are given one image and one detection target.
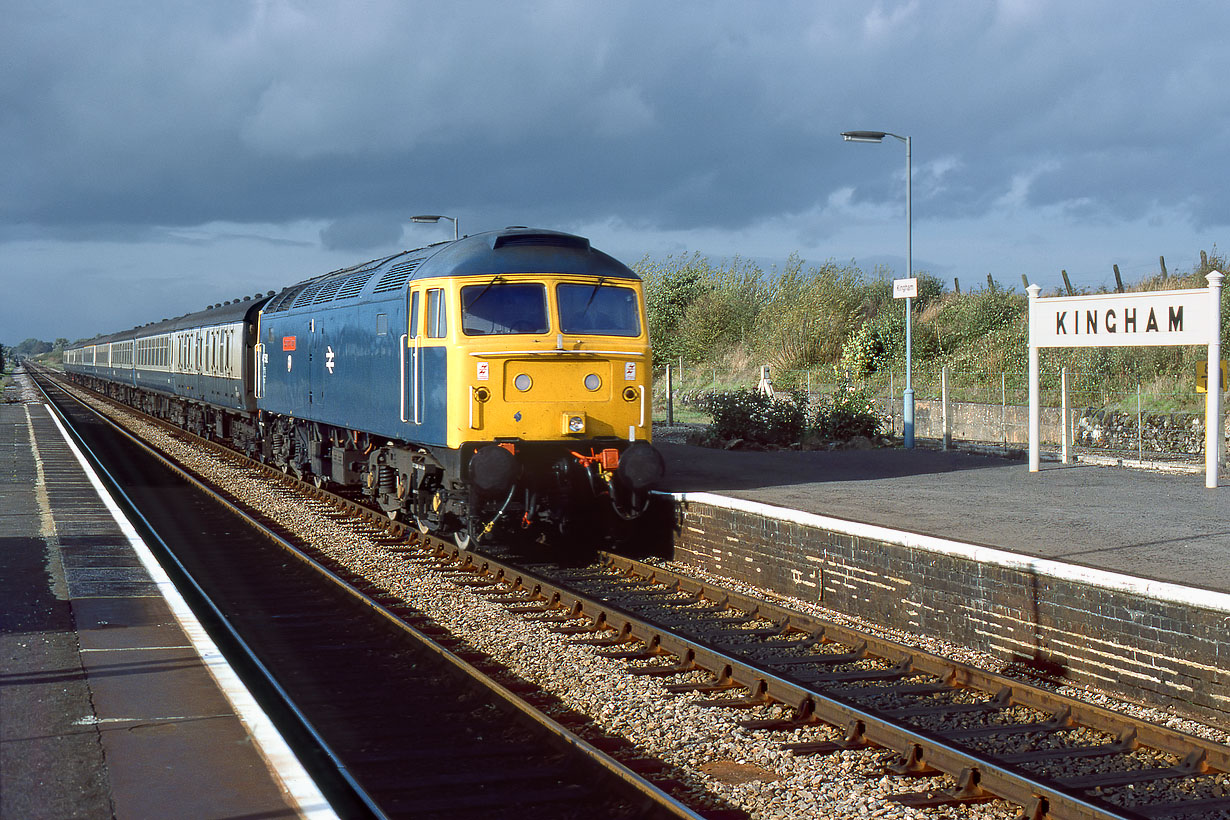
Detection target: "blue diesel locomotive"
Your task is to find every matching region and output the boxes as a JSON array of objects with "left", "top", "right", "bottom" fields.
[{"left": 65, "top": 227, "right": 664, "bottom": 546}]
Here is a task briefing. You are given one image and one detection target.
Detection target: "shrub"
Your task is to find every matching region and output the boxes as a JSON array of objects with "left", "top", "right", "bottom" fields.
[
  {"left": 692, "top": 388, "right": 808, "bottom": 446},
  {"left": 754, "top": 256, "right": 866, "bottom": 372},
  {"left": 638, "top": 253, "right": 713, "bottom": 366},
  {"left": 637, "top": 253, "right": 767, "bottom": 366},
  {"left": 813, "top": 383, "right": 883, "bottom": 442},
  {"left": 840, "top": 321, "right": 880, "bottom": 378}
]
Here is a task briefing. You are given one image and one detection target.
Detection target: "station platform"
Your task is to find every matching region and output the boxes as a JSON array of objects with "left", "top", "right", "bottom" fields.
[
  {"left": 0, "top": 376, "right": 330, "bottom": 818},
  {"left": 658, "top": 443, "right": 1229, "bottom": 594},
  {"left": 655, "top": 441, "right": 1230, "bottom": 726}
]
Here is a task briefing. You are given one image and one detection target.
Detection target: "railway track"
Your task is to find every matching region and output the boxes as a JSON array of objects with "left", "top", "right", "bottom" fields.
[
  {"left": 432, "top": 547, "right": 1230, "bottom": 819},
  {"left": 30, "top": 368, "right": 711, "bottom": 820},
  {"left": 34, "top": 366, "right": 1230, "bottom": 819}
]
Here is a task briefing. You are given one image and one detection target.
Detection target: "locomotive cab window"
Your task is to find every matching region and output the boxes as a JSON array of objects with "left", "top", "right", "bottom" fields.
[
  {"left": 556, "top": 283, "right": 641, "bottom": 336},
  {"left": 461, "top": 282, "right": 548, "bottom": 336},
  {"left": 426, "top": 288, "right": 447, "bottom": 338}
]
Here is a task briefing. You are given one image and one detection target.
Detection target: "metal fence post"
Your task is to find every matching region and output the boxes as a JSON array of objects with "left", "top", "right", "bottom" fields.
[
  {"left": 1061, "top": 367, "right": 1070, "bottom": 464},
  {"left": 1001, "top": 372, "right": 1007, "bottom": 445},
  {"left": 1137, "top": 382, "right": 1142, "bottom": 459},
  {"left": 666, "top": 365, "right": 674, "bottom": 425},
  {"left": 941, "top": 365, "right": 950, "bottom": 450},
  {"left": 888, "top": 373, "right": 895, "bottom": 435}
]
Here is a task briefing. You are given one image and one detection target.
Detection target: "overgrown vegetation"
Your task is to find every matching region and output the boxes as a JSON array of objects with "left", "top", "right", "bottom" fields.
[{"left": 641, "top": 247, "right": 1229, "bottom": 444}]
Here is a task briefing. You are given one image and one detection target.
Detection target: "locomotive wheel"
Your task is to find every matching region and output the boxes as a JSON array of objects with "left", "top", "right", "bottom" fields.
[{"left": 453, "top": 527, "right": 472, "bottom": 550}]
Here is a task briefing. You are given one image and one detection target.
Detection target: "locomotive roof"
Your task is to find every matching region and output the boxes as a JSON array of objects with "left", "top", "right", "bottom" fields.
[
  {"left": 69, "top": 228, "right": 635, "bottom": 348},
  {"left": 262, "top": 227, "right": 637, "bottom": 315}
]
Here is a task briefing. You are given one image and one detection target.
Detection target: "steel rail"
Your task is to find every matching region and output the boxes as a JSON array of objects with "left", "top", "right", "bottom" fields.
[
  {"left": 33, "top": 367, "right": 707, "bottom": 820},
  {"left": 429, "top": 544, "right": 1225, "bottom": 820},
  {"left": 597, "top": 553, "right": 1230, "bottom": 773}
]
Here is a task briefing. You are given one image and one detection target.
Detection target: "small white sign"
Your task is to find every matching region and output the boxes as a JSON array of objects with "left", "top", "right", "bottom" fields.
[
  {"left": 624, "top": 362, "right": 636, "bottom": 381},
  {"left": 893, "top": 277, "right": 918, "bottom": 299},
  {"left": 476, "top": 361, "right": 489, "bottom": 381}
]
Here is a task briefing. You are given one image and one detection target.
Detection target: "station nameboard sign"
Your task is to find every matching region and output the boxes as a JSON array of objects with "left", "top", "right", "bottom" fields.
[
  {"left": 1029, "top": 288, "right": 1217, "bottom": 348},
  {"left": 1026, "top": 271, "right": 1224, "bottom": 487},
  {"left": 893, "top": 277, "right": 918, "bottom": 299}
]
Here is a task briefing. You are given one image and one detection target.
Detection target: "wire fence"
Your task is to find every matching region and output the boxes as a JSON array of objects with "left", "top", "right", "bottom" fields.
[{"left": 654, "top": 360, "right": 1228, "bottom": 461}]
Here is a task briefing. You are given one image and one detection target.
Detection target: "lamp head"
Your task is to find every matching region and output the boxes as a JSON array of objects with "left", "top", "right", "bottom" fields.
[{"left": 841, "top": 130, "right": 887, "bottom": 143}]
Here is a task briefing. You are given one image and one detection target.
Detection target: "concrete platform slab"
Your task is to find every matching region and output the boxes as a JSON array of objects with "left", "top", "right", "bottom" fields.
[
  {"left": 659, "top": 444, "right": 1230, "bottom": 593},
  {"left": 1, "top": 387, "right": 329, "bottom": 819}
]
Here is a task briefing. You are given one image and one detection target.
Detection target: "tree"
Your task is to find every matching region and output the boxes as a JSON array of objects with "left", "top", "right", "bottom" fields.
[{"left": 15, "top": 338, "right": 52, "bottom": 356}]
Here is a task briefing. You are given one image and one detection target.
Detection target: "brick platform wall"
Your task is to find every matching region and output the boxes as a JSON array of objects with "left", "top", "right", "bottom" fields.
[{"left": 668, "top": 493, "right": 1230, "bottom": 728}]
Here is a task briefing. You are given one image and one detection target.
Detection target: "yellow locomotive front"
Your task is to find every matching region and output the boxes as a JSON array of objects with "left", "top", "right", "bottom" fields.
[
  {"left": 449, "top": 273, "right": 651, "bottom": 446},
  {"left": 439, "top": 267, "right": 665, "bottom": 545}
]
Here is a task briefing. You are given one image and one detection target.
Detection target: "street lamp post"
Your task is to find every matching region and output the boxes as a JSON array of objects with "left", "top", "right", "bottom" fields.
[
  {"left": 410, "top": 214, "right": 459, "bottom": 240},
  {"left": 841, "top": 130, "right": 914, "bottom": 448}
]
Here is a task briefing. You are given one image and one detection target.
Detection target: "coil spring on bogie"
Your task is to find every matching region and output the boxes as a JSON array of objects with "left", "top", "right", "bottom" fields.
[{"left": 377, "top": 465, "right": 397, "bottom": 493}]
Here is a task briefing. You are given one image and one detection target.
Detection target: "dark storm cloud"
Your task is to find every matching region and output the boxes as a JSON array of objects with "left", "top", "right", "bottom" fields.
[
  {"left": 319, "top": 213, "right": 405, "bottom": 251},
  {"left": 5, "top": 1, "right": 1229, "bottom": 239}
]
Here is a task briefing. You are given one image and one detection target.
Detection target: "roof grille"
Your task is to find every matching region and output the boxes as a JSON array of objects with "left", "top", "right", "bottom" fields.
[
  {"left": 335, "top": 270, "right": 378, "bottom": 299},
  {"left": 311, "top": 278, "right": 347, "bottom": 304},
  {"left": 373, "top": 258, "right": 423, "bottom": 293},
  {"left": 265, "top": 283, "right": 310, "bottom": 313},
  {"left": 292, "top": 281, "right": 329, "bottom": 308}
]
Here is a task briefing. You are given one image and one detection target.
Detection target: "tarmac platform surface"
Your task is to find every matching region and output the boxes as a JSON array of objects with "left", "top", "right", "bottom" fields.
[
  {"left": 1, "top": 378, "right": 327, "bottom": 818},
  {"left": 657, "top": 443, "right": 1230, "bottom": 595}
]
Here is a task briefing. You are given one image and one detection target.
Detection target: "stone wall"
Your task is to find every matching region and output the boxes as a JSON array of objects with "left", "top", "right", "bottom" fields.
[
  {"left": 899, "top": 398, "right": 1229, "bottom": 456},
  {"left": 667, "top": 493, "right": 1230, "bottom": 728},
  {"left": 1075, "top": 409, "right": 1206, "bottom": 453}
]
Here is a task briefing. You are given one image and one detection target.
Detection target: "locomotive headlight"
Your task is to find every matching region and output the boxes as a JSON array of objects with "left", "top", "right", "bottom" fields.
[
  {"left": 583, "top": 373, "right": 601, "bottom": 391},
  {"left": 564, "top": 413, "right": 586, "bottom": 434},
  {"left": 514, "top": 373, "right": 533, "bottom": 392}
]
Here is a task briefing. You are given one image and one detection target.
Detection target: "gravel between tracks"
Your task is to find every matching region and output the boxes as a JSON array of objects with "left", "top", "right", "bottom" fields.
[{"left": 40, "top": 377, "right": 1230, "bottom": 819}]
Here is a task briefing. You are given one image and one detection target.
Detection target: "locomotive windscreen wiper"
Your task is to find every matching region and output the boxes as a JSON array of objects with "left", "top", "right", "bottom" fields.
[
  {"left": 464, "top": 275, "right": 504, "bottom": 310},
  {"left": 580, "top": 277, "right": 608, "bottom": 314}
]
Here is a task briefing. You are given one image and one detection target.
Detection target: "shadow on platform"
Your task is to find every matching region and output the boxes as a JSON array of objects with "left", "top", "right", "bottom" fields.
[{"left": 657, "top": 442, "right": 1025, "bottom": 494}]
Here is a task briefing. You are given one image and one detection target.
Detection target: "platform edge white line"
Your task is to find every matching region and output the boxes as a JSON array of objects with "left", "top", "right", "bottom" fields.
[
  {"left": 661, "top": 490, "right": 1230, "bottom": 615},
  {"left": 43, "top": 403, "right": 338, "bottom": 820}
]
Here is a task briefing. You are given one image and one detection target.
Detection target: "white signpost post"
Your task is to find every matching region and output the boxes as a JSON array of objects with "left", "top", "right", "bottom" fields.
[{"left": 1027, "top": 271, "right": 1224, "bottom": 487}]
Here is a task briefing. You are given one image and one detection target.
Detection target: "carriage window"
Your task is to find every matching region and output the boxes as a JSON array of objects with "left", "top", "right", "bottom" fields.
[
  {"left": 461, "top": 283, "right": 548, "bottom": 336},
  {"left": 376, "top": 313, "right": 388, "bottom": 336},
  {"left": 409, "top": 291, "right": 420, "bottom": 338},
  {"left": 426, "top": 288, "right": 447, "bottom": 338},
  {"left": 556, "top": 283, "right": 641, "bottom": 336}
]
